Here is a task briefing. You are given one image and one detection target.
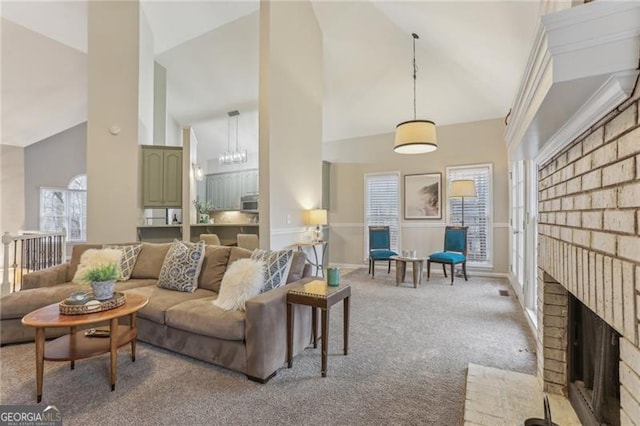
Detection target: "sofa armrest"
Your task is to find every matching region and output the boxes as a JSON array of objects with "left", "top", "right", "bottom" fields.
[
  {"left": 244, "top": 277, "right": 316, "bottom": 381},
  {"left": 21, "top": 264, "right": 70, "bottom": 290}
]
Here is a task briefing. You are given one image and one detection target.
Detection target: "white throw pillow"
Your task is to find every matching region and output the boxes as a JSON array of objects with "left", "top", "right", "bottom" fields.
[
  {"left": 72, "top": 249, "right": 124, "bottom": 283},
  {"left": 214, "top": 258, "right": 265, "bottom": 311}
]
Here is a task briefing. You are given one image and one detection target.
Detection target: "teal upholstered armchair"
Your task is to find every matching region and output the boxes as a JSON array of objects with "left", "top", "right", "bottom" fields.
[
  {"left": 368, "top": 226, "right": 398, "bottom": 278},
  {"left": 427, "top": 226, "right": 468, "bottom": 285}
]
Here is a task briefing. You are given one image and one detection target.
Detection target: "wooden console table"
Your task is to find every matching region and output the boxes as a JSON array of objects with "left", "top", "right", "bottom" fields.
[{"left": 290, "top": 241, "right": 328, "bottom": 277}]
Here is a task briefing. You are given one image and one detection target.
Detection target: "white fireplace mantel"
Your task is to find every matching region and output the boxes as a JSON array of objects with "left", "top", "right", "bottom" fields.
[{"left": 505, "top": 1, "right": 640, "bottom": 164}]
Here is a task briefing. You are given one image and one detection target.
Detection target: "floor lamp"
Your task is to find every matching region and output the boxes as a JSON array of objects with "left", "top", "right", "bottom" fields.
[
  {"left": 449, "top": 180, "right": 477, "bottom": 277},
  {"left": 450, "top": 180, "right": 477, "bottom": 227}
]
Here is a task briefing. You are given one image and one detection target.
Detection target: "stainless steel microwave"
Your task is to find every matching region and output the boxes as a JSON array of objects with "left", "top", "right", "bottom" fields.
[{"left": 241, "top": 195, "right": 259, "bottom": 213}]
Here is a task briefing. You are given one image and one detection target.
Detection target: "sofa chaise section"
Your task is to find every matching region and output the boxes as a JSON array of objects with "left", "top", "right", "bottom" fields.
[{"left": 0, "top": 242, "right": 315, "bottom": 383}]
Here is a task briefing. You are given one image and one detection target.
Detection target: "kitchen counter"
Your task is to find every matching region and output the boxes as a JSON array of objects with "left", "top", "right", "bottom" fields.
[
  {"left": 189, "top": 223, "right": 259, "bottom": 245},
  {"left": 190, "top": 223, "right": 259, "bottom": 227},
  {"left": 137, "top": 223, "right": 259, "bottom": 244},
  {"left": 137, "top": 225, "right": 182, "bottom": 243}
]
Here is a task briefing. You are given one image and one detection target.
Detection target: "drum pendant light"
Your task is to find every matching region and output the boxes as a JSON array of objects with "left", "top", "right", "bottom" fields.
[{"left": 394, "top": 33, "right": 438, "bottom": 154}]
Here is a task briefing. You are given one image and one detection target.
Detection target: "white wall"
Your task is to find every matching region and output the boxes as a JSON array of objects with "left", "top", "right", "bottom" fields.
[
  {"left": 0, "top": 145, "right": 25, "bottom": 234},
  {"left": 86, "top": 1, "right": 142, "bottom": 243},
  {"left": 166, "top": 115, "right": 182, "bottom": 147},
  {"left": 153, "top": 62, "right": 167, "bottom": 145},
  {"left": 23, "top": 123, "right": 86, "bottom": 229},
  {"left": 325, "top": 118, "right": 510, "bottom": 274},
  {"left": 138, "top": 8, "right": 155, "bottom": 147},
  {"left": 259, "top": 0, "right": 323, "bottom": 249}
]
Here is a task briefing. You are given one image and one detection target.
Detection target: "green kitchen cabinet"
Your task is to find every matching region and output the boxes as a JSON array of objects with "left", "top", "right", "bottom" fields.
[
  {"left": 205, "top": 169, "right": 258, "bottom": 211},
  {"left": 142, "top": 146, "right": 182, "bottom": 208}
]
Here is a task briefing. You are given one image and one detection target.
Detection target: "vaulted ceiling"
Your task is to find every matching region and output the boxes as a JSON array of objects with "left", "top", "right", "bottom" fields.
[{"left": 1, "top": 0, "right": 540, "bottom": 149}]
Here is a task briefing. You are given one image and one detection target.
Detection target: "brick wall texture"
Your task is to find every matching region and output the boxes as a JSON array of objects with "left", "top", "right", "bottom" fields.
[{"left": 537, "top": 81, "right": 640, "bottom": 425}]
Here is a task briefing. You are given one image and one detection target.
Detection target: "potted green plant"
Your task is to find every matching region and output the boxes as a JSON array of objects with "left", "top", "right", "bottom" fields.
[
  {"left": 82, "top": 263, "right": 120, "bottom": 301},
  {"left": 193, "top": 198, "right": 214, "bottom": 223}
]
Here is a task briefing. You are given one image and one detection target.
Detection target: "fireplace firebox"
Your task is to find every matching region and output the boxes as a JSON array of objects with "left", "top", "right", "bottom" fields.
[{"left": 568, "top": 296, "right": 620, "bottom": 426}]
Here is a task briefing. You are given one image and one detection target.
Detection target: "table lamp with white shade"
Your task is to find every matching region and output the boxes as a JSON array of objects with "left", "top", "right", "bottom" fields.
[
  {"left": 449, "top": 180, "right": 477, "bottom": 227},
  {"left": 307, "top": 209, "right": 328, "bottom": 242}
]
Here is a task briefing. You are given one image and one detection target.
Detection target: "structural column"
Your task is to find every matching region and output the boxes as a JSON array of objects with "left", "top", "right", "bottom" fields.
[
  {"left": 259, "top": 0, "right": 323, "bottom": 249},
  {"left": 86, "top": 1, "right": 143, "bottom": 243}
]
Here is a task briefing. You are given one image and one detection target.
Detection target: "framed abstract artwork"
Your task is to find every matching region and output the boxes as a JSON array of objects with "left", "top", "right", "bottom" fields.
[{"left": 404, "top": 173, "right": 442, "bottom": 219}]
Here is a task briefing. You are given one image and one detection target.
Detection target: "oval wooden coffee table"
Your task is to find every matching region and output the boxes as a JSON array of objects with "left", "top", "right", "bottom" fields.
[{"left": 22, "top": 293, "right": 148, "bottom": 402}]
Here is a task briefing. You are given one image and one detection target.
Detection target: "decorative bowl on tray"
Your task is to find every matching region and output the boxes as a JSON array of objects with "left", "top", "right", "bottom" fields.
[{"left": 65, "top": 291, "right": 92, "bottom": 305}]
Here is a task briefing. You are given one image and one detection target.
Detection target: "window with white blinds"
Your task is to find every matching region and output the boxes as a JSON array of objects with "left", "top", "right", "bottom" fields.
[
  {"left": 364, "top": 172, "right": 400, "bottom": 259},
  {"left": 446, "top": 164, "right": 492, "bottom": 266}
]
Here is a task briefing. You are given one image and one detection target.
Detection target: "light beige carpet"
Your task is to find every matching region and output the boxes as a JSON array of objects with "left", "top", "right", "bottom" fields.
[{"left": 0, "top": 269, "right": 536, "bottom": 425}]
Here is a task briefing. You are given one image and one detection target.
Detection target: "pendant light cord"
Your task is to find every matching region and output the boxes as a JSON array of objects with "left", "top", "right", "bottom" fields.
[
  {"left": 227, "top": 114, "right": 231, "bottom": 152},
  {"left": 412, "top": 33, "right": 419, "bottom": 120},
  {"left": 235, "top": 114, "right": 239, "bottom": 151}
]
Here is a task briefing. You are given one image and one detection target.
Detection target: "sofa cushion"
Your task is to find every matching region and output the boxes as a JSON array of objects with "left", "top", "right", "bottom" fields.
[
  {"left": 157, "top": 240, "right": 205, "bottom": 292},
  {"left": 103, "top": 244, "right": 142, "bottom": 281},
  {"left": 198, "top": 246, "right": 231, "bottom": 292},
  {"left": 429, "top": 252, "right": 466, "bottom": 263},
  {"left": 286, "top": 252, "right": 306, "bottom": 283},
  {"left": 66, "top": 244, "right": 103, "bottom": 282},
  {"left": 124, "top": 285, "right": 214, "bottom": 324},
  {"left": 213, "top": 258, "right": 264, "bottom": 311},
  {"left": 1, "top": 283, "right": 90, "bottom": 320},
  {"left": 71, "top": 248, "right": 123, "bottom": 284},
  {"left": 131, "top": 243, "right": 172, "bottom": 279},
  {"left": 166, "top": 297, "right": 246, "bottom": 341},
  {"left": 228, "top": 247, "right": 252, "bottom": 265},
  {"left": 113, "top": 279, "right": 157, "bottom": 292},
  {"left": 250, "top": 249, "right": 294, "bottom": 293}
]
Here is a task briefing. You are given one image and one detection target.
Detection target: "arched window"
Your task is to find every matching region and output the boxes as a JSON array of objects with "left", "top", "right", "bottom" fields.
[
  {"left": 39, "top": 174, "right": 87, "bottom": 242},
  {"left": 68, "top": 175, "right": 87, "bottom": 190}
]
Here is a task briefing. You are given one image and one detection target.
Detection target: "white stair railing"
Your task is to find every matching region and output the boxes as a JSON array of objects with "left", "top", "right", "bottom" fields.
[{"left": 1, "top": 230, "right": 66, "bottom": 295}]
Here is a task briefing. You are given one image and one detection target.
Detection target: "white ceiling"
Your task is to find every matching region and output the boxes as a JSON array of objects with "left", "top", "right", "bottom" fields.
[{"left": 0, "top": 0, "right": 541, "bottom": 150}]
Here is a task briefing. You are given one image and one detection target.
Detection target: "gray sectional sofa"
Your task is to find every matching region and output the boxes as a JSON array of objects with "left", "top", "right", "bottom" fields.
[{"left": 0, "top": 242, "right": 315, "bottom": 383}]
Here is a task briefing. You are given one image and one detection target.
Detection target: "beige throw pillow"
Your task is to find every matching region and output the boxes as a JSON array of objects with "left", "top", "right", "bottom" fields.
[{"left": 72, "top": 248, "right": 123, "bottom": 283}]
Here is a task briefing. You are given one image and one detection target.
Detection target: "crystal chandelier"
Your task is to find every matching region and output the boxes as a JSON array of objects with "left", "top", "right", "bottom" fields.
[{"left": 219, "top": 110, "right": 247, "bottom": 165}]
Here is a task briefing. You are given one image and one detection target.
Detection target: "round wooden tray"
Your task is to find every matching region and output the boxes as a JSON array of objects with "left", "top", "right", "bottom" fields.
[{"left": 59, "top": 292, "right": 126, "bottom": 315}]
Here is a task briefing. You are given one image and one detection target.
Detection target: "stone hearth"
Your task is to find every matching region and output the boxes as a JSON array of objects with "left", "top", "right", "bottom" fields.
[{"left": 463, "top": 364, "right": 580, "bottom": 425}]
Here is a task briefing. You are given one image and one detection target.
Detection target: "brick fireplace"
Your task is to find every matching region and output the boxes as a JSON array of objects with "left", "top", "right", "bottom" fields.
[{"left": 537, "top": 81, "right": 640, "bottom": 424}]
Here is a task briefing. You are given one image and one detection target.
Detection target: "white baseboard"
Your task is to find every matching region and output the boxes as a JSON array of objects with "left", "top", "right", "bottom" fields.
[
  {"left": 329, "top": 263, "right": 366, "bottom": 270},
  {"left": 328, "top": 262, "right": 508, "bottom": 279}
]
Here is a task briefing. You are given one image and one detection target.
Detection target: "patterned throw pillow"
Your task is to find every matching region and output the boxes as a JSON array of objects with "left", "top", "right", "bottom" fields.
[
  {"left": 157, "top": 240, "right": 205, "bottom": 292},
  {"left": 103, "top": 244, "right": 142, "bottom": 281},
  {"left": 250, "top": 249, "right": 294, "bottom": 293}
]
